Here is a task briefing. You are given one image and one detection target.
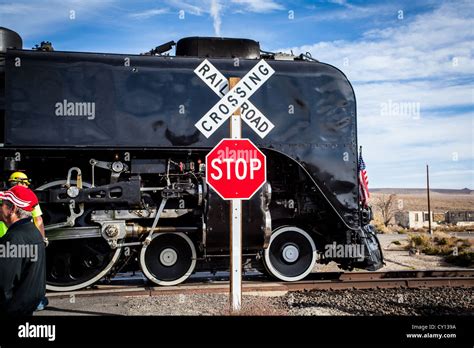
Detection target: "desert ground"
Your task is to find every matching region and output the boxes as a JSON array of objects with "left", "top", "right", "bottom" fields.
[{"left": 371, "top": 192, "right": 473, "bottom": 212}]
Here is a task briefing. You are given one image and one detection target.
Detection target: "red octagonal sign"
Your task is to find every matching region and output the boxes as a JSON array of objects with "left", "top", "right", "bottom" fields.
[{"left": 206, "top": 138, "right": 266, "bottom": 200}]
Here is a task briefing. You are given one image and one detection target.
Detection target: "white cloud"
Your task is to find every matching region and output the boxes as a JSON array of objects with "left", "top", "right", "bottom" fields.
[
  {"left": 358, "top": 106, "right": 473, "bottom": 188},
  {"left": 0, "top": 0, "right": 115, "bottom": 39},
  {"left": 129, "top": 8, "right": 169, "bottom": 19},
  {"left": 354, "top": 81, "right": 472, "bottom": 119},
  {"left": 295, "top": 2, "right": 395, "bottom": 22},
  {"left": 160, "top": 0, "right": 283, "bottom": 37},
  {"left": 282, "top": 2, "right": 473, "bottom": 82},
  {"left": 280, "top": 1, "right": 474, "bottom": 188},
  {"left": 358, "top": 112, "right": 473, "bottom": 163},
  {"left": 2, "top": 0, "right": 470, "bottom": 188},
  {"left": 164, "top": 0, "right": 204, "bottom": 15},
  {"left": 210, "top": 0, "right": 222, "bottom": 36},
  {"left": 231, "top": 0, "right": 284, "bottom": 13},
  {"left": 327, "top": 0, "right": 349, "bottom": 5},
  {"left": 0, "top": 3, "right": 32, "bottom": 14}
]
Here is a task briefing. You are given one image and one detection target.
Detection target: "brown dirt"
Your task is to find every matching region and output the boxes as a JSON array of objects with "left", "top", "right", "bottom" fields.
[{"left": 371, "top": 192, "right": 474, "bottom": 213}]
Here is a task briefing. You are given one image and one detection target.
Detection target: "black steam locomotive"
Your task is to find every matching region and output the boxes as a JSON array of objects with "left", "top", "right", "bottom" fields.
[{"left": 0, "top": 27, "right": 382, "bottom": 291}]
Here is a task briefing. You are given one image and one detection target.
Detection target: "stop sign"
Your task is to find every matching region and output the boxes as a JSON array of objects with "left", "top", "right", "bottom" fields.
[{"left": 206, "top": 138, "right": 266, "bottom": 200}]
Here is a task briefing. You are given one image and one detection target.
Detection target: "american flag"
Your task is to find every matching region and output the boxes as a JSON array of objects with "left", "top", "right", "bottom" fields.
[{"left": 358, "top": 147, "right": 370, "bottom": 207}]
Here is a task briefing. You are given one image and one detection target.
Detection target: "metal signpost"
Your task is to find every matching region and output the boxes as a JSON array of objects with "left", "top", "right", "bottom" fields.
[{"left": 194, "top": 59, "right": 275, "bottom": 311}]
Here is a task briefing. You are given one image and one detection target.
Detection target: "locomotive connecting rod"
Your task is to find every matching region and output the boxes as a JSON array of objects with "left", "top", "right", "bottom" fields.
[
  {"left": 46, "top": 225, "right": 198, "bottom": 241},
  {"left": 125, "top": 224, "right": 198, "bottom": 238}
]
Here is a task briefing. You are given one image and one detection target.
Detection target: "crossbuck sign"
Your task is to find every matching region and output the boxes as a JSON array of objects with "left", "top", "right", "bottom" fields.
[
  {"left": 194, "top": 59, "right": 275, "bottom": 138},
  {"left": 194, "top": 59, "right": 275, "bottom": 312}
]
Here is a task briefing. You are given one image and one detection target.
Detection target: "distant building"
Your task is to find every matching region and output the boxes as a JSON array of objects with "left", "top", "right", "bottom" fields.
[
  {"left": 445, "top": 211, "right": 474, "bottom": 226},
  {"left": 394, "top": 211, "right": 438, "bottom": 229},
  {"left": 433, "top": 212, "right": 446, "bottom": 223}
]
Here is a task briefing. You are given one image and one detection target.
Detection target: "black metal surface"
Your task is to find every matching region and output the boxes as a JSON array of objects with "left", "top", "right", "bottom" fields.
[
  {"left": 0, "top": 27, "right": 22, "bottom": 55},
  {"left": 4, "top": 49, "right": 358, "bottom": 227},
  {"left": 46, "top": 237, "right": 117, "bottom": 288},
  {"left": 205, "top": 185, "right": 265, "bottom": 252},
  {"left": 0, "top": 32, "right": 389, "bottom": 290},
  {"left": 47, "top": 177, "right": 142, "bottom": 206},
  {"left": 130, "top": 158, "right": 166, "bottom": 174},
  {"left": 176, "top": 37, "right": 260, "bottom": 58}
]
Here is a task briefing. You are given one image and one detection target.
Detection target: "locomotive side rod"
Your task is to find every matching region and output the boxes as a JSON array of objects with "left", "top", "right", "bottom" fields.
[{"left": 46, "top": 225, "right": 198, "bottom": 241}]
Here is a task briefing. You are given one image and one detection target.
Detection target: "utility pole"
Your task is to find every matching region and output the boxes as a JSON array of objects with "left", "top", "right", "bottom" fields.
[{"left": 426, "top": 164, "right": 432, "bottom": 235}]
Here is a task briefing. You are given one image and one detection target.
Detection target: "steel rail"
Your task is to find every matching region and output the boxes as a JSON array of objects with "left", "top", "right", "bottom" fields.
[{"left": 46, "top": 269, "right": 474, "bottom": 299}]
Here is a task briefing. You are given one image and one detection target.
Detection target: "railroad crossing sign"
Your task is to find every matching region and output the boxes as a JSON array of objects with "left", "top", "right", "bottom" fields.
[
  {"left": 206, "top": 138, "right": 266, "bottom": 200},
  {"left": 194, "top": 59, "right": 275, "bottom": 312},
  {"left": 194, "top": 59, "right": 275, "bottom": 138}
]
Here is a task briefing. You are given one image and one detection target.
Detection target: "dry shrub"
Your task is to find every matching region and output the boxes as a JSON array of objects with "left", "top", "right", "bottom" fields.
[
  {"left": 408, "top": 233, "right": 431, "bottom": 249},
  {"left": 406, "top": 233, "right": 474, "bottom": 266},
  {"left": 445, "top": 251, "right": 474, "bottom": 267},
  {"left": 373, "top": 220, "right": 392, "bottom": 234}
]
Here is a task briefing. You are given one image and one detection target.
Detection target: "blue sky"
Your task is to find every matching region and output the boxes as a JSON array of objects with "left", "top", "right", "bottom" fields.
[{"left": 0, "top": 0, "right": 473, "bottom": 189}]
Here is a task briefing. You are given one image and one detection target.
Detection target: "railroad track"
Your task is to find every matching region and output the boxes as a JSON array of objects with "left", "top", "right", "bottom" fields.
[{"left": 46, "top": 269, "right": 474, "bottom": 299}]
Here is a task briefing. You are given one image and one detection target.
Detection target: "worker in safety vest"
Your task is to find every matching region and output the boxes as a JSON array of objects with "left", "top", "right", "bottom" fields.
[
  {"left": 1, "top": 172, "right": 49, "bottom": 311},
  {"left": 0, "top": 172, "right": 45, "bottom": 240},
  {"left": 0, "top": 185, "right": 46, "bottom": 317}
]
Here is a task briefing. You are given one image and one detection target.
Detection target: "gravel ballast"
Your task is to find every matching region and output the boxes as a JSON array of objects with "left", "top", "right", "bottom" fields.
[
  {"left": 279, "top": 287, "right": 474, "bottom": 316},
  {"left": 36, "top": 286, "right": 473, "bottom": 316}
]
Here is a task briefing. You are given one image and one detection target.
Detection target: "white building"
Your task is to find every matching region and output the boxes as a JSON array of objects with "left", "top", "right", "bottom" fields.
[{"left": 394, "top": 211, "right": 438, "bottom": 229}]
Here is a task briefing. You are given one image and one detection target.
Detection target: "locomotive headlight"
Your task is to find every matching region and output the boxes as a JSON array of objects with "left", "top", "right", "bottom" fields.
[{"left": 67, "top": 186, "right": 80, "bottom": 198}]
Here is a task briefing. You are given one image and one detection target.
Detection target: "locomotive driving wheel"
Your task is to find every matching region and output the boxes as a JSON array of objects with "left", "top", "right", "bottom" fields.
[
  {"left": 140, "top": 232, "right": 196, "bottom": 286},
  {"left": 263, "top": 226, "right": 317, "bottom": 282},
  {"left": 46, "top": 238, "right": 121, "bottom": 291},
  {"left": 38, "top": 180, "right": 121, "bottom": 291}
]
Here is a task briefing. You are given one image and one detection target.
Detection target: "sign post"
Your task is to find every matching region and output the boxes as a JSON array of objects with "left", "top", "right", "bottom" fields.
[
  {"left": 196, "top": 59, "right": 274, "bottom": 313},
  {"left": 205, "top": 138, "right": 267, "bottom": 311},
  {"left": 229, "top": 77, "right": 242, "bottom": 311}
]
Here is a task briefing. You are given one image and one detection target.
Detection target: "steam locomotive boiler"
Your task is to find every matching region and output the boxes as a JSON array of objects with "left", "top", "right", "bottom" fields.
[{"left": 0, "top": 27, "right": 383, "bottom": 291}]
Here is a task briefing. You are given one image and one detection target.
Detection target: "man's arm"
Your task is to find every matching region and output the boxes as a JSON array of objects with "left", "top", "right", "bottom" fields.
[
  {"left": 32, "top": 205, "right": 45, "bottom": 238},
  {"left": 33, "top": 216, "right": 45, "bottom": 238}
]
